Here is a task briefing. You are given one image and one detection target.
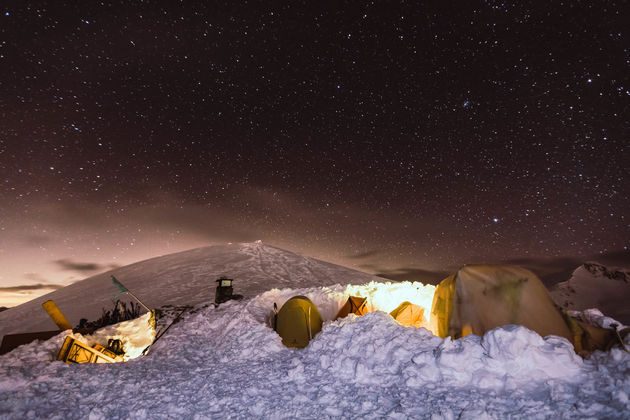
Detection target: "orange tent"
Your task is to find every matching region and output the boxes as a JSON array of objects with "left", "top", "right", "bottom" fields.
[
  {"left": 335, "top": 296, "right": 368, "bottom": 320},
  {"left": 390, "top": 301, "right": 427, "bottom": 329}
]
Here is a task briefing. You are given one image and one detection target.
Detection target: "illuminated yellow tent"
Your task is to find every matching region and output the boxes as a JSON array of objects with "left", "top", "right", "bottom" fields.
[
  {"left": 274, "top": 296, "right": 323, "bottom": 348},
  {"left": 430, "top": 265, "right": 574, "bottom": 342},
  {"left": 390, "top": 301, "right": 427, "bottom": 329},
  {"left": 335, "top": 296, "right": 368, "bottom": 320}
]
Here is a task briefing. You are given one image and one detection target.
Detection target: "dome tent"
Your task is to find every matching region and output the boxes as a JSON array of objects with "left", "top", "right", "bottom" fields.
[
  {"left": 429, "top": 265, "right": 626, "bottom": 354},
  {"left": 389, "top": 301, "right": 427, "bottom": 329},
  {"left": 430, "top": 265, "right": 574, "bottom": 342},
  {"left": 335, "top": 296, "right": 368, "bottom": 320},
  {"left": 274, "top": 296, "right": 323, "bottom": 348}
]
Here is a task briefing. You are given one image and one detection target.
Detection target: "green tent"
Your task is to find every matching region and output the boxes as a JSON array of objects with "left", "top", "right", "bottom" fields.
[{"left": 274, "top": 296, "right": 323, "bottom": 348}]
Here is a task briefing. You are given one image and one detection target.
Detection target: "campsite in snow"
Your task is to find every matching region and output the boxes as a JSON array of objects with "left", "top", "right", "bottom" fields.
[
  {"left": 1, "top": 242, "right": 629, "bottom": 419},
  {"left": 2, "top": 1, "right": 629, "bottom": 418}
]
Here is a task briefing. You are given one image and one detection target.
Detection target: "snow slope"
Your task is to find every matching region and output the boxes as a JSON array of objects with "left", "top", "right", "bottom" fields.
[
  {"left": 0, "top": 241, "right": 379, "bottom": 337},
  {"left": 1, "top": 243, "right": 629, "bottom": 418},
  {"left": 551, "top": 262, "right": 630, "bottom": 325}
]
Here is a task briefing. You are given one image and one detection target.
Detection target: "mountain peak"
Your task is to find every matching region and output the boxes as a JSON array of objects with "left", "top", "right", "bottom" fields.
[
  {"left": 580, "top": 262, "right": 629, "bottom": 283},
  {"left": 0, "top": 243, "right": 379, "bottom": 337},
  {"left": 551, "top": 262, "right": 630, "bottom": 324}
]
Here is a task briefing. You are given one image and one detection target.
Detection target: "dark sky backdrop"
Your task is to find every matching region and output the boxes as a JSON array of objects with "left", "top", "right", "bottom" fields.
[{"left": 1, "top": 1, "right": 629, "bottom": 306}]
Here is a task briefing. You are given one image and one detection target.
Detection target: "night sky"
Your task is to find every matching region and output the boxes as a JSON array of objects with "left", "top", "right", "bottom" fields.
[{"left": 1, "top": 1, "right": 629, "bottom": 306}]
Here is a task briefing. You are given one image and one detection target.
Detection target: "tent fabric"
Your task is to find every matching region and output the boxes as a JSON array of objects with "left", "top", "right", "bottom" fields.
[
  {"left": 561, "top": 311, "right": 620, "bottom": 353},
  {"left": 430, "top": 265, "right": 574, "bottom": 343},
  {"left": 431, "top": 274, "right": 457, "bottom": 338},
  {"left": 335, "top": 296, "right": 368, "bottom": 320},
  {"left": 574, "top": 319, "right": 615, "bottom": 353},
  {"left": 390, "top": 301, "right": 427, "bottom": 329},
  {"left": 274, "top": 296, "right": 323, "bottom": 348}
]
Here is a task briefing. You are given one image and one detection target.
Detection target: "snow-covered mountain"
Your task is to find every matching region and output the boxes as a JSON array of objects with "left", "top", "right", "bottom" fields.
[
  {"left": 551, "top": 262, "right": 630, "bottom": 325},
  {"left": 1, "top": 243, "right": 629, "bottom": 418},
  {"left": 0, "top": 241, "right": 379, "bottom": 337}
]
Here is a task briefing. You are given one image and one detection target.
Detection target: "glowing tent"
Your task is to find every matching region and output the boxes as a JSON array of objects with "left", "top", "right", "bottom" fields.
[
  {"left": 389, "top": 301, "right": 427, "bottom": 329},
  {"left": 335, "top": 296, "right": 368, "bottom": 320}
]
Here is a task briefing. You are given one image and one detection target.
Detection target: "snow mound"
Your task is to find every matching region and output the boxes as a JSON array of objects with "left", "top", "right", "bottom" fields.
[
  {"left": 306, "top": 313, "right": 583, "bottom": 392},
  {"left": 1, "top": 283, "right": 630, "bottom": 418}
]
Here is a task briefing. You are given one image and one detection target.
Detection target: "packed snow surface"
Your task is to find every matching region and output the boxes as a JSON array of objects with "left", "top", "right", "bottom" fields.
[{"left": 1, "top": 243, "right": 629, "bottom": 418}]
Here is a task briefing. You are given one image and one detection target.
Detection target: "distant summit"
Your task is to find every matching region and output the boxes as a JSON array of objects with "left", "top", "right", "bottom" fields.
[
  {"left": 581, "top": 262, "right": 630, "bottom": 283},
  {"left": 551, "top": 262, "right": 630, "bottom": 324}
]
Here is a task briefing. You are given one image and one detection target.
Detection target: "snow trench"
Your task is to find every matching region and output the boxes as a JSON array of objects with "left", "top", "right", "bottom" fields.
[{"left": 1, "top": 282, "right": 629, "bottom": 419}]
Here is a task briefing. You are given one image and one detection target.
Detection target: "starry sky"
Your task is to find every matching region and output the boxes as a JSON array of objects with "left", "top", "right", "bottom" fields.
[{"left": 1, "top": 1, "right": 629, "bottom": 307}]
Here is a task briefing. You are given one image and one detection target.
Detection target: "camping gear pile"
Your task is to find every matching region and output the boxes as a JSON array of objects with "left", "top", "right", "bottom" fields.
[
  {"left": 55, "top": 308, "right": 157, "bottom": 364},
  {"left": 272, "top": 265, "right": 627, "bottom": 354},
  {"left": 0, "top": 277, "right": 157, "bottom": 362}
]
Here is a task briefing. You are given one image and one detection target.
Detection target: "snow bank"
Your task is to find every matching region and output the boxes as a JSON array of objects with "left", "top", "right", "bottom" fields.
[
  {"left": 1, "top": 284, "right": 629, "bottom": 419},
  {"left": 306, "top": 313, "right": 582, "bottom": 392}
]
